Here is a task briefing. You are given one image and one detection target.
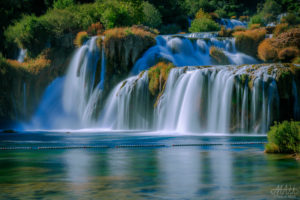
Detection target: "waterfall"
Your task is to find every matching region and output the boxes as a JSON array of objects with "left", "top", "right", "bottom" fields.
[
  {"left": 131, "top": 35, "right": 258, "bottom": 74},
  {"left": 99, "top": 72, "right": 152, "bottom": 130},
  {"left": 24, "top": 37, "right": 103, "bottom": 129},
  {"left": 22, "top": 32, "right": 299, "bottom": 134},
  {"left": 155, "top": 65, "right": 281, "bottom": 133},
  {"left": 219, "top": 19, "right": 247, "bottom": 29},
  {"left": 17, "top": 49, "right": 27, "bottom": 63}
]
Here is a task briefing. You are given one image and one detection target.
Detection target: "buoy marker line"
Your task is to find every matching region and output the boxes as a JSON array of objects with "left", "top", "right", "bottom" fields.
[{"left": 0, "top": 142, "right": 267, "bottom": 150}]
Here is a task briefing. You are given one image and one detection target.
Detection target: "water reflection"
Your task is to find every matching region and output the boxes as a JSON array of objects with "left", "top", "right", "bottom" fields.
[
  {"left": 0, "top": 135, "right": 299, "bottom": 199},
  {"left": 157, "top": 148, "right": 200, "bottom": 199}
]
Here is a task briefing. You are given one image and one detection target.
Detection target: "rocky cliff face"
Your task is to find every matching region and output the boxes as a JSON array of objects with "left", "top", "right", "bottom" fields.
[{"left": 0, "top": 48, "right": 73, "bottom": 128}]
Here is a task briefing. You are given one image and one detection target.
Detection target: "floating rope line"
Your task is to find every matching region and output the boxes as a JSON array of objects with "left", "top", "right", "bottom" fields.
[{"left": 0, "top": 142, "right": 267, "bottom": 150}]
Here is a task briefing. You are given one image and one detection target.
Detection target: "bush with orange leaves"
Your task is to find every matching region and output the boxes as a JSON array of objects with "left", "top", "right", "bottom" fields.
[
  {"left": 278, "top": 47, "right": 299, "bottom": 62},
  {"left": 74, "top": 31, "right": 89, "bottom": 47},
  {"left": 258, "top": 28, "right": 300, "bottom": 62},
  {"left": 233, "top": 28, "right": 266, "bottom": 57},
  {"left": 249, "top": 24, "right": 261, "bottom": 30},
  {"left": 234, "top": 26, "right": 246, "bottom": 32},
  {"left": 5, "top": 49, "right": 51, "bottom": 74},
  {"left": 273, "top": 23, "right": 290, "bottom": 36},
  {"left": 87, "top": 22, "right": 104, "bottom": 36},
  {"left": 272, "top": 28, "right": 300, "bottom": 49},
  {"left": 258, "top": 39, "right": 279, "bottom": 61}
]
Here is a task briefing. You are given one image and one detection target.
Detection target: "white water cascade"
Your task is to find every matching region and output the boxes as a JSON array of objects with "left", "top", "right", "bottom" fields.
[
  {"left": 219, "top": 19, "right": 247, "bottom": 29},
  {"left": 22, "top": 33, "right": 299, "bottom": 134},
  {"left": 17, "top": 49, "right": 27, "bottom": 63},
  {"left": 131, "top": 35, "right": 258, "bottom": 74},
  {"left": 24, "top": 37, "right": 105, "bottom": 129}
]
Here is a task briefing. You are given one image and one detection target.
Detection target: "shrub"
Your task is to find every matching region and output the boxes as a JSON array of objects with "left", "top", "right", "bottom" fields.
[
  {"left": 148, "top": 62, "right": 174, "bottom": 96},
  {"left": 53, "top": 0, "right": 74, "bottom": 9},
  {"left": 4, "top": 15, "right": 49, "bottom": 58},
  {"left": 249, "top": 24, "right": 261, "bottom": 30},
  {"left": 233, "top": 28, "right": 266, "bottom": 57},
  {"left": 209, "top": 46, "right": 230, "bottom": 64},
  {"left": 195, "top": 8, "right": 212, "bottom": 19},
  {"left": 100, "top": 0, "right": 141, "bottom": 29},
  {"left": 293, "top": 57, "right": 300, "bottom": 64},
  {"left": 215, "top": 8, "right": 227, "bottom": 18},
  {"left": 272, "top": 28, "right": 300, "bottom": 49},
  {"left": 281, "top": 13, "right": 300, "bottom": 26},
  {"left": 278, "top": 47, "right": 299, "bottom": 62},
  {"left": 234, "top": 26, "right": 246, "bottom": 32},
  {"left": 142, "top": 1, "right": 162, "bottom": 28},
  {"left": 87, "top": 22, "right": 104, "bottom": 36},
  {"left": 258, "top": 39, "right": 278, "bottom": 61},
  {"left": 249, "top": 14, "right": 265, "bottom": 27},
  {"left": 189, "top": 18, "right": 220, "bottom": 32},
  {"left": 273, "top": 23, "right": 290, "bottom": 36},
  {"left": 104, "top": 27, "right": 155, "bottom": 40},
  {"left": 4, "top": 49, "right": 51, "bottom": 74},
  {"left": 260, "top": 0, "right": 282, "bottom": 23},
  {"left": 265, "top": 121, "right": 300, "bottom": 154},
  {"left": 218, "top": 26, "right": 233, "bottom": 37},
  {"left": 74, "top": 31, "right": 88, "bottom": 47}
]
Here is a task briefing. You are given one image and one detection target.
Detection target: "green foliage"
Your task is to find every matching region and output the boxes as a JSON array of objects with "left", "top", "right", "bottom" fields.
[
  {"left": 189, "top": 18, "right": 220, "bottom": 32},
  {"left": 215, "top": 9, "right": 227, "bottom": 18},
  {"left": 249, "top": 14, "right": 265, "bottom": 27},
  {"left": 260, "top": 0, "right": 282, "bottom": 23},
  {"left": 148, "top": 62, "right": 174, "bottom": 96},
  {"left": 142, "top": 1, "right": 162, "bottom": 28},
  {"left": 5, "top": 15, "right": 49, "bottom": 57},
  {"left": 53, "top": 0, "right": 75, "bottom": 9},
  {"left": 265, "top": 121, "right": 300, "bottom": 154},
  {"left": 281, "top": 13, "right": 300, "bottom": 26},
  {"left": 99, "top": 0, "right": 142, "bottom": 29},
  {"left": 183, "top": 0, "right": 216, "bottom": 17}
]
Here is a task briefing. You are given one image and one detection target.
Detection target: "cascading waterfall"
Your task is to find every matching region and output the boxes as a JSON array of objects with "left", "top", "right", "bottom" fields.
[
  {"left": 25, "top": 37, "right": 104, "bottom": 129},
  {"left": 131, "top": 35, "right": 258, "bottom": 74},
  {"left": 99, "top": 72, "right": 152, "bottom": 130},
  {"left": 23, "top": 33, "right": 299, "bottom": 134},
  {"left": 154, "top": 65, "right": 281, "bottom": 133},
  {"left": 219, "top": 19, "right": 247, "bottom": 29}
]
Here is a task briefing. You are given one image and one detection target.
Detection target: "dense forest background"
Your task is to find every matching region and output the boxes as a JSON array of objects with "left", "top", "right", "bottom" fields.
[{"left": 0, "top": 0, "right": 299, "bottom": 58}]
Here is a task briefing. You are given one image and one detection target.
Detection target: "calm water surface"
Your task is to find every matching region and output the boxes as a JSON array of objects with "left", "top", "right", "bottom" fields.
[{"left": 0, "top": 131, "right": 299, "bottom": 199}]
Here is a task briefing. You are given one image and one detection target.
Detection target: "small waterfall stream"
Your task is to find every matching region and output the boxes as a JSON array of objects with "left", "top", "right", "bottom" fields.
[{"left": 17, "top": 49, "right": 27, "bottom": 63}]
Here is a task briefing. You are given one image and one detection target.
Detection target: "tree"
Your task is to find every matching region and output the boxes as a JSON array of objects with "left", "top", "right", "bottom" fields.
[{"left": 142, "top": 1, "right": 162, "bottom": 28}]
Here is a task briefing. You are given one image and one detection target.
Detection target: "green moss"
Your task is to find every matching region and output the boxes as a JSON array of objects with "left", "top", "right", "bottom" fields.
[
  {"left": 265, "top": 121, "right": 300, "bottom": 154},
  {"left": 148, "top": 61, "right": 174, "bottom": 96},
  {"left": 209, "top": 46, "right": 230, "bottom": 65}
]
